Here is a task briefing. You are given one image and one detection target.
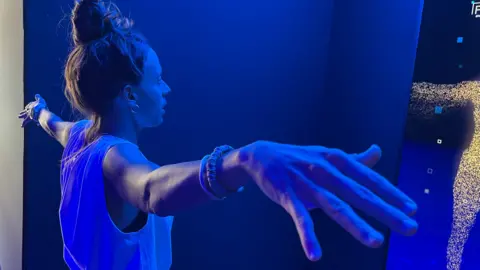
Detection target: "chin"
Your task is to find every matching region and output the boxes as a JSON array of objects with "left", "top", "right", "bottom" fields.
[
  {"left": 144, "top": 113, "right": 165, "bottom": 128},
  {"left": 142, "top": 118, "right": 163, "bottom": 129},
  {"left": 154, "top": 117, "right": 164, "bottom": 127}
]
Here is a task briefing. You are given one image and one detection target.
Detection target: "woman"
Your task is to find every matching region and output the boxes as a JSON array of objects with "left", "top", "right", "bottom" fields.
[{"left": 19, "top": 0, "right": 418, "bottom": 269}]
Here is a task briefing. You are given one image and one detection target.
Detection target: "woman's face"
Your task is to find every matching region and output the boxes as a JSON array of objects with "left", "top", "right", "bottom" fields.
[{"left": 130, "top": 47, "right": 171, "bottom": 128}]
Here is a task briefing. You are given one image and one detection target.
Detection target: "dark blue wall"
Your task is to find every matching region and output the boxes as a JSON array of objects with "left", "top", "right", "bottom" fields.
[
  {"left": 313, "top": 1, "right": 424, "bottom": 269},
  {"left": 23, "top": 0, "right": 422, "bottom": 269}
]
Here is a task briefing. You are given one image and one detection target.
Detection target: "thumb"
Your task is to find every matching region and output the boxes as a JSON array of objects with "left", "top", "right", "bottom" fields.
[
  {"left": 353, "top": 144, "right": 382, "bottom": 168},
  {"left": 35, "top": 94, "right": 45, "bottom": 104}
]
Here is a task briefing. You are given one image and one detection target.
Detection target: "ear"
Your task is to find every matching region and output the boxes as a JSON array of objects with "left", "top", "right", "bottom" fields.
[{"left": 122, "top": 85, "right": 138, "bottom": 106}]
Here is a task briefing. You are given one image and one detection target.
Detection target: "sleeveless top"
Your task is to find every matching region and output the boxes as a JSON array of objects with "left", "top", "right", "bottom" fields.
[{"left": 59, "top": 120, "right": 174, "bottom": 270}]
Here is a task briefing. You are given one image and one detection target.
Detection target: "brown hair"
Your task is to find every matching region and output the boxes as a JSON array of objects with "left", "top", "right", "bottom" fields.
[{"left": 65, "top": 0, "right": 147, "bottom": 144}]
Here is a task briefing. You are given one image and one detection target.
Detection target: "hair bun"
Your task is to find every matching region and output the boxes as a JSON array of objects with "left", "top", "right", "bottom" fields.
[{"left": 71, "top": 0, "right": 113, "bottom": 45}]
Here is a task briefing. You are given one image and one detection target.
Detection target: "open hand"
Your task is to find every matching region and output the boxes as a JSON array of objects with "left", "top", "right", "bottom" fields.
[
  {"left": 18, "top": 94, "right": 48, "bottom": 128},
  {"left": 239, "top": 141, "right": 417, "bottom": 261}
]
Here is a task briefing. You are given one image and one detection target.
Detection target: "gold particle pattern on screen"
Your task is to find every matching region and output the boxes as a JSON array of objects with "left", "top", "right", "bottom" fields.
[{"left": 411, "top": 82, "right": 480, "bottom": 270}]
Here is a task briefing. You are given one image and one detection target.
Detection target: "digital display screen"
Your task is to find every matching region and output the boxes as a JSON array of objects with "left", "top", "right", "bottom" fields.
[{"left": 386, "top": 1, "right": 480, "bottom": 270}]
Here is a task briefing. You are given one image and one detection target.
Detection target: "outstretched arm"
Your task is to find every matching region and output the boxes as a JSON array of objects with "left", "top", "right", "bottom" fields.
[
  {"left": 37, "top": 109, "right": 75, "bottom": 147},
  {"left": 104, "top": 141, "right": 418, "bottom": 261},
  {"left": 19, "top": 94, "right": 81, "bottom": 147},
  {"left": 103, "top": 143, "right": 247, "bottom": 217}
]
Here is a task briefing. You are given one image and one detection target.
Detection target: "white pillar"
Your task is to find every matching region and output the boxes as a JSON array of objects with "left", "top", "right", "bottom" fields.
[{"left": 0, "top": 0, "right": 24, "bottom": 269}]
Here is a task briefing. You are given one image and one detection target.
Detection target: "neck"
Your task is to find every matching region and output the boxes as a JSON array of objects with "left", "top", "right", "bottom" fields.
[{"left": 98, "top": 108, "right": 139, "bottom": 145}]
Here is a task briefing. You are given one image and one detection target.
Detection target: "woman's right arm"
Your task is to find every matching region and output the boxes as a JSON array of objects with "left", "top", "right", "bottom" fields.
[
  {"left": 104, "top": 141, "right": 418, "bottom": 261},
  {"left": 19, "top": 94, "right": 88, "bottom": 147},
  {"left": 37, "top": 109, "right": 76, "bottom": 147}
]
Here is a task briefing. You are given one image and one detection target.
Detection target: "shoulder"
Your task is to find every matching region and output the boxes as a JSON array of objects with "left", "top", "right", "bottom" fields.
[
  {"left": 61, "top": 120, "right": 91, "bottom": 149},
  {"left": 71, "top": 120, "right": 91, "bottom": 133},
  {"left": 67, "top": 120, "right": 91, "bottom": 141},
  {"left": 104, "top": 143, "right": 145, "bottom": 167},
  {"left": 67, "top": 119, "right": 90, "bottom": 131},
  {"left": 103, "top": 142, "right": 157, "bottom": 182}
]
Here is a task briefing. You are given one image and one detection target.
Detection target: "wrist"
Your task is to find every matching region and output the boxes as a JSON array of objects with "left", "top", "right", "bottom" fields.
[
  {"left": 38, "top": 107, "right": 48, "bottom": 117},
  {"left": 36, "top": 108, "right": 50, "bottom": 125},
  {"left": 216, "top": 148, "right": 251, "bottom": 192}
]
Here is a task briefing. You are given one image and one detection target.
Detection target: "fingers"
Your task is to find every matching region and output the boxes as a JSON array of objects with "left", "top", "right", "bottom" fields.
[
  {"left": 19, "top": 95, "right": 44, "bottom": 127},
  {"left": 22, "top": 117, "right": 32, "bottom": 128},
  {"left": 327, "top": 149, "right": 417, "bottom": 216},
  {"left": 301, "top": 144, "right": 381, "bottom": 168},
  {"left": 350, "top": 144, "right": 382, "bottom": 168},
  {"left": 303, "top": 181, "right": 384, "bottom": 248},
  {"left": 316, "top": 161, "right": 418, "bottom": 236},
  {"left": 283, "top": 191, "right": 322, "bottom": 261},
  {"left": 18, "top": 110, "right": 28, "bottom": 118},
  {"left": 35, "top": 94, "right": 45, "bottom": 104}
]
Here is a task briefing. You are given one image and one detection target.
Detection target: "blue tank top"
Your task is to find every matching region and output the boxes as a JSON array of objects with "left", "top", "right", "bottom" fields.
[{"left": 59, "top": 120, "right": 174, "bottom": 270}]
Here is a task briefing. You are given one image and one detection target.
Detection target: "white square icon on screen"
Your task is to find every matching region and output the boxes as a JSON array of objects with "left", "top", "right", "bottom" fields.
[{"left": 437, "top": 139, "right": 442, "bottom": 144}]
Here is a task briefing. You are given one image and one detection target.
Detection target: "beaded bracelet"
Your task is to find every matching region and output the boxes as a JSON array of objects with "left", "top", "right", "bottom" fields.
[
  {"left": 205, "top": 145, "right": 244, "bottom": 200},
  {"left": 199, "top": 155, "right": 223, "bottom": 200},
  {"left": 27, "top": 104, "right": 48, "bottom": 124}
]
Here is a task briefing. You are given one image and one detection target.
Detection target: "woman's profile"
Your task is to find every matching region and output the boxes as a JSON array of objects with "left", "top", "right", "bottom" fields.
[{"left": 19, "top": 1, "right": 418, "bottom": 269}]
